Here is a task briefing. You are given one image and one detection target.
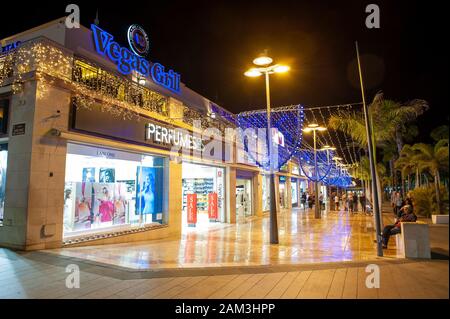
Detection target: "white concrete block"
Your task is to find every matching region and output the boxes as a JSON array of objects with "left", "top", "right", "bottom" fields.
[
  {"left": 400, "top": 222, "right": 431, "bottom": 259},
  {"left": 432, "top": 215, "right": 449, "bottom": 224}
]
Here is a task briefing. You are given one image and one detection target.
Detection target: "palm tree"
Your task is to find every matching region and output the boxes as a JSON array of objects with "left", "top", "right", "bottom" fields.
[
  {"left": 329, "top": 92, "right": 428, "bottom": 154},
  {"left": 395, "top": 144, "right": 420, "bottom": 192},
  {"left": 351, "top": 156, "right": 387, "bottom": 200},
  {"left": 329, "top": 92, "right": 428, "bottom": 202},
  {"left": 412, "top": 139, "right": 449, "bottom": 214}
]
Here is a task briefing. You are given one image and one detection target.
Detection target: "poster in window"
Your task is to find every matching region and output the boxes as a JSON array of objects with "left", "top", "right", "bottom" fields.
[
  {"left": 208, "top": 192, "right": 218, "bottom": 221},
  {"left": 135, "top": 166, "right": 163, "bottom": 221},
  {"left": 93, "top": 183, "right": 114, "bottom": 225},
  {"left": 0, "top": 150, "right": 7, "bottom": 222},
  {"left": 99, "top": 168, "right": 115, "bottom": 183},
  {"left": 73, "top": 182, "right": 93, "bottom": 231},
  {"left": 187, "top": 193, "right": 197, "bottom": 226},
  {"left": 82, "top": 167, "right": 96, "bottom": 182},
  {"left": 113, "top": 182, "right": 128, "bottom": 225}
]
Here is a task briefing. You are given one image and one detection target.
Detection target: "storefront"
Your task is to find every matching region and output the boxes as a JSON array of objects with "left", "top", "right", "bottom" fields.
[
  {"left": 181, "top": 162, "right": 225, "bottom": 230},
  {"left": 236, "top": 178, "right": 252, "bottom": 219},
  {"left": 0, "top": 18, "right": 239, "bottom": 250},
  {"left": 0, "top": 18, "right": 300, "bottom": 250},
  {"left": 63, "top": 143, "right": 168, "bottom": 239},
  {"left": 0, "top": 96, "right": 8, "bottom": 226},
  {"left": 0, "top": 144, "right": 7, "bottom": 225}
]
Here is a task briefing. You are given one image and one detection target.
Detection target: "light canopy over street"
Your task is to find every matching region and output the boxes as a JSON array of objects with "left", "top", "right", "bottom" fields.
[{"left": 0, "top": 0, "right": 448, "bottom": 313}]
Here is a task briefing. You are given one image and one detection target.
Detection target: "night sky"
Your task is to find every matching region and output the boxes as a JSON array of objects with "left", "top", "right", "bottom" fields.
[{"left": 1, "top": 1, "right": 448, "bottom": 142}]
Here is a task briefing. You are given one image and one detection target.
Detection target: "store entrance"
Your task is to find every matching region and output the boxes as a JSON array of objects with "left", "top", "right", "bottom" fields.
[
  {"left": 181, "top": 162, "right": 225, "bottom": 231},
  {"left": 236, "top": 178, "right": 253, "bottom": 222},
  {"left": 291, "top": 178, "right": 299, "bottom": 208},
  {"left": 279, "top": 176, "right": 287, "bottom": 209}
]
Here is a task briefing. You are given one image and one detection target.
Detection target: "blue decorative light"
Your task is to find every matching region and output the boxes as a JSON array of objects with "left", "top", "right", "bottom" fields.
[
  {"left": 237, "top": 105, "right": 305, "bottom": 171},
  {"left": 91, "top": 24, "right": 180, "bottom": 93},
  {"left": 298, "top": 149, "right": 333, "bottom": 182}
]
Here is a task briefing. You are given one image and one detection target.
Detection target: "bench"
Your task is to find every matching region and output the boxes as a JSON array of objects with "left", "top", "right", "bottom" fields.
[
  {"left": 432, "top": 215, "right": 449, "bottom": 224},
  {"left": 399, "top": 221, "right": 431, "bottom": 259}
]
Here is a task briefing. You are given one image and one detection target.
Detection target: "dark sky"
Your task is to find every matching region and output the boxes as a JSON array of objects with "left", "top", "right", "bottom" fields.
[{"left": 1, "top": 0, "right": 448, "bottom": 141}]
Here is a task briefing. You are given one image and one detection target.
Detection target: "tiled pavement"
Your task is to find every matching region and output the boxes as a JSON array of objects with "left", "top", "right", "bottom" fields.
[
  {"left": 46, "top": 209, "right": 406, "bottom": 269},
  {"left": 0, "top": 250, "right": 447, "bottom": 299},
  {"left": 0, "top": 208, "right": 448, "bottom": 299}
]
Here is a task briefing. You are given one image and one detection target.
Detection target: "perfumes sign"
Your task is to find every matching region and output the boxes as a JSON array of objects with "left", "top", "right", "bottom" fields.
[
  {"left": 145, "top": 123, "right": 204, "bottom": 151},
  {"left": 91, "top": 24, "right": 180, "bottom": 93}
]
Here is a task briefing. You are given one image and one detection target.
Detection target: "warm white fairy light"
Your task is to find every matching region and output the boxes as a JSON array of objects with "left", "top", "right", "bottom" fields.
[{"left": 0, "top": 39, "right": 229, "bottom": 131}]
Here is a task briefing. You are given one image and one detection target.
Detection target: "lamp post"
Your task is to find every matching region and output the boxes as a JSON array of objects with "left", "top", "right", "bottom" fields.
[
  {"left": 355, "top": 41, "right": 383, "bottom": 257},
  {"left": 321, "top": 145, "right": 336, "bottom": 165},
  {"left": 320, "top": 145, "right": 336, "bottom": 210},
  {"left": 333, "top": 156, "right": 343, "bottom": 197},
  {"left": 244, "top": 54, "right": 290, "bottom": 244},
  {"left": 303, "top": 124, "right": 327, "bottom": 218}
]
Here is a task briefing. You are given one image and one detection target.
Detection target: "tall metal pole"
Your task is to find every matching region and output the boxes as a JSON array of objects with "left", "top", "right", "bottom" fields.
[
  {"left": 356, "top": 41, "right": 383, "bottom": 256},
  {"left": 313, "top": 129, "right": 320, "bottom": 218},
  {"left": 265, "top": 71, "right": 279, "bottom": 244}
]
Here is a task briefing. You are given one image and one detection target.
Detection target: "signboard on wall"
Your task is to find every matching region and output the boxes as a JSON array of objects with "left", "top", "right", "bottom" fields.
[
  {"left": 91, "top": 24, "right": 180, "bottom": 93},
  {"left": 12, "top": 123, "right": 26, "bottom": 136},
  {"left": 208, "top": 192, "right": 218, "bottom": 221},
  {"left": 70, "top": 100, "right": 232, "bottom": 161},
  {"left": 187, "top": 193, "right": 197, "bottom": 227}
]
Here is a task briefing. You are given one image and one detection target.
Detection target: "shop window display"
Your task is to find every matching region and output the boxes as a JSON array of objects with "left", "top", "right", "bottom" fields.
[
  {"left": 181, "top": 163, "right": 225, "bottom": 227},
  {"left": 236, "top": 178, "right": 253, "bottom": 218},
  {"left": 63, "top": 143, "right": 166, "bottom": 237},
  {"left": 262, "top": 174, "right": 270, "bottom": 211},
  {"left": 0, "top": 146, "right": 7, "bottom": 225}
]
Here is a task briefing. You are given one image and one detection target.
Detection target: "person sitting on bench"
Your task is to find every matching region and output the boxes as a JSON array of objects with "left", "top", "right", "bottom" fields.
[{"left": 382, "top": 204, "right": 417, "bottom": 249}]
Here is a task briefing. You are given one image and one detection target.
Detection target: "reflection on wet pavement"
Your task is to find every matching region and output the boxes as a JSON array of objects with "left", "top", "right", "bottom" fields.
[{"left": 46, "top": 208, "right": 401, "bottom": 269}]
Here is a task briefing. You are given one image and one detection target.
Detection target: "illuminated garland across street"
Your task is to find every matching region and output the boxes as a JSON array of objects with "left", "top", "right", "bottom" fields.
[
  {"left": 297, "top": 148, "right": 333, "bottom": 182},
  {"left": 236, "top": 105, "right": 304, "bottom": 171}
]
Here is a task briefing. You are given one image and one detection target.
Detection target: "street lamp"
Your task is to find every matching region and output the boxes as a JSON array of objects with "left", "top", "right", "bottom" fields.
[
  {"left": 244, "top": 53, "right": 290, "bottom": 244},
  {"left": 303, "top": 123, "right": 327, "bottom": 218},
  {"left": 333, "top": 156, "right": 343, "bottom": 196},
  {"left": 320, "top": 145, "right": 336, "bottom": 164},
  {"left": 320, "top": 145, "right": 336, "bottom": 209}
]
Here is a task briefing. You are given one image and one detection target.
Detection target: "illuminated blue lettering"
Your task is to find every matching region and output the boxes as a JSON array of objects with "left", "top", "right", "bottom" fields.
[
  {"left": 151, "top": 63, "right": 181, "bottom": 93},
  {"left": 91, "top": 24, "right": 180, "bottom": 92},
  {"left": 118, "top": 47, "right": 133, "bottom": 75},
  {"left": 1, "top": 41, "right": 21, "bottom": 54},
  {"left": 107, "top": 42, "right": 121, "bottom": 62},
  {"left": 91, "top": 24, "right": 112, "bottom": 56},
  {"left": 140, "top": 59, "right": 150, "bottom": 76}
]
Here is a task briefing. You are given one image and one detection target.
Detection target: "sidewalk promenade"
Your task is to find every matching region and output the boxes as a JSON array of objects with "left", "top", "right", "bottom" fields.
[
  {"left": 0, "top": 208, "right": 448, "bottom": 299},
  {"left": 44, "top": 208, "right": 407, "bottom": 269}
]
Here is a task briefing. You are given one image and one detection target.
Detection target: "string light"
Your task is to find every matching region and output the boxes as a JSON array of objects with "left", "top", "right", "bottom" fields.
[
  {"left": 237, "top": 105, "right": 304, "bottom": 171},
  {"left": 0, "top": 38, "right": 231, "bottom": 133}
]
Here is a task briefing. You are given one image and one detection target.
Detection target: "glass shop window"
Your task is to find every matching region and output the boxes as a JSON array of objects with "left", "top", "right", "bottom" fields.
[
  {"left": 63, "top": 143, "right": 167, "bottom": 238},
  {"left": 0, "top": 98, "right": 9, "bottom": 135},
  {"left": 0, "top": 144, "right": 7, "bottom": 225}
]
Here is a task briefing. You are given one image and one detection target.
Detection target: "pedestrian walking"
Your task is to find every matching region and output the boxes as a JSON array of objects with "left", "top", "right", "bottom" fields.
[
  {"left": 334, "top": 194, "right": 340, "bottom": 211},
  {"left": 352, "top": 192, "right": 358, "bottom": 212},
  {"left": 348, "top": 192, "right": 353, "bottom": 214},
  {"left": 341, "top": 193, "right": 347, "bottom": 211},
  {"left": 301, "top": 192, "right": 307, "bottom": 210},
  {"left": 359, "top": 193, "right": 366, "bottom": 213}
]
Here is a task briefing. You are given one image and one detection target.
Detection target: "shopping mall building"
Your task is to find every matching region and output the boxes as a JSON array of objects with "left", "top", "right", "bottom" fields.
[{"left": 0, "top": 18, "right": 309, "bottom": 250}]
